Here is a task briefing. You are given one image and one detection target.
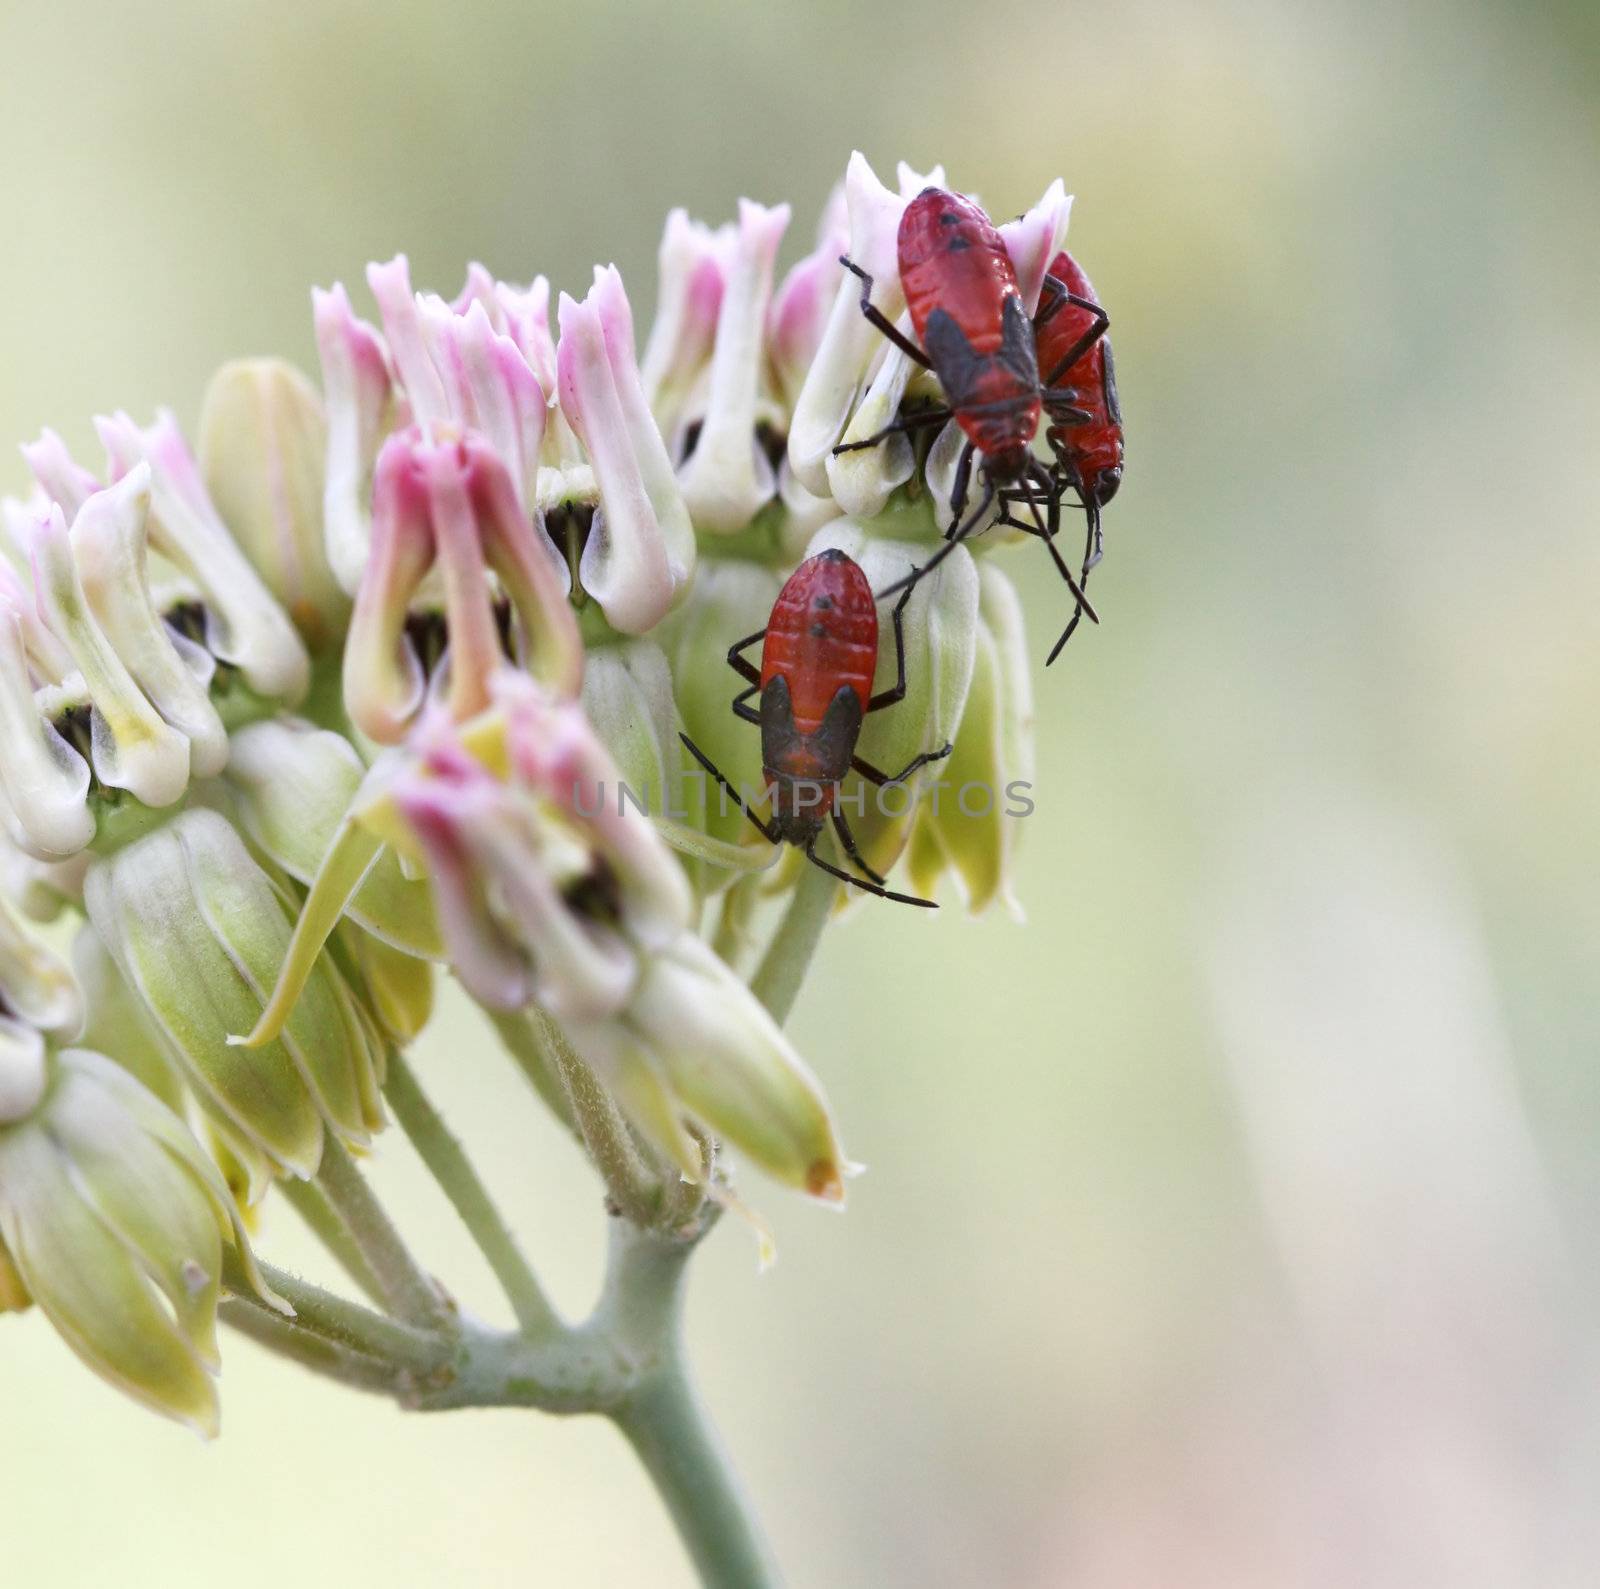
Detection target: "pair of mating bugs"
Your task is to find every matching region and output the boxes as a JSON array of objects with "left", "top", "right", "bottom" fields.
[{"left": 681, "top": 185, "right": 1125, "bottom": 907}]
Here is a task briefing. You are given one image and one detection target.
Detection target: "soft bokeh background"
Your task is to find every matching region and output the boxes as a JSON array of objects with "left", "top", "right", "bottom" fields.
[{"left": 4, "top": 1, "right": 1598, "bottom": 1583}]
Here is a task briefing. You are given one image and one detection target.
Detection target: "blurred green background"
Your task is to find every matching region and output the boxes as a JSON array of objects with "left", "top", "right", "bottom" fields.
[{"left": 4, "top": 1, "right": 1598, "bottom": 1584}]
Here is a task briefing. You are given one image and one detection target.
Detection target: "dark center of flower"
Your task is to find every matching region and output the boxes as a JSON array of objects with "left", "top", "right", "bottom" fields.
[
  {"left": 562, "top": 855, "right": 623, "bottom": 928},
  {"left": 544, "top": 502, "right": 596, "bottom": 605}
]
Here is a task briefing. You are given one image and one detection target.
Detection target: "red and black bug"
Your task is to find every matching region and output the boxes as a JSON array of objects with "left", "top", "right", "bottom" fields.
[
  {"left": 831, "top": 188, "right": 1109, "bottom": 633},
  {"left": 998, "top": 247, "right": 1124, "bottom": 662},
  {"left": 678, "top": 549, "right": 951, "bottom": 907}
]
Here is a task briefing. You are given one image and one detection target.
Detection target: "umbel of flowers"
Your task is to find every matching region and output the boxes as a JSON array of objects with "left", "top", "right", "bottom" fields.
[{"left": 0, "top": 151, "right": 1070, "bottom": 1585}]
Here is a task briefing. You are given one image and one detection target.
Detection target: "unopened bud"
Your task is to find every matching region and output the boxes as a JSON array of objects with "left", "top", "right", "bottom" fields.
[
  {"left": 199, "top": 358, "right": 350, "bottom": 654},
  {"left": 0, "top": 1043, "right": 282, "bottom": 1434},
  {"left": 905, "top": 561, "right": 1034, "bottom": 914},
  {"left": 225, "top": 717, "right": 441, "bottom": 958},
  {"left": 83, "top": 809, "right": 386, "bottom": 1179},
  {"left": 565, "top": 931, "right": 848, "bottom": 1201}
]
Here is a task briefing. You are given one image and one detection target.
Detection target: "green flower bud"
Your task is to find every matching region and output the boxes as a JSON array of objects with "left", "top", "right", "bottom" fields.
[
  {"left": 0, "top": 1043, "right": 283, "bottom": 1435},
  {"left": 83, "top": 809, "right": 385, "bottom": 1179},
  {"left": 199, "top": 359, "right": 351, "bottom": 655},
  {"left": 906, "top": 561, "right": 1034, "bottom": 915},
  {"left": 0, "top": 895, "right": 80, "bottom": 1037},
  {"left": 580, "top": 639, "right": 679, "bottom": 822},
  {"left": 0, "top": 1226, "right": 27, "bottom": 1312},
  {"left": 0, "top": 825, "right": 89, "bottom": 922},
  {"left": 566, "top": 931, "right": 849, "bottom": 1201},
  {"left": 72, "top": 921, "right": 187, "bottom": 1113},
  {"left": 655, "top": 559, "right": 781, "bottom": 855},
  {"left": 339, "top": 923, "right": 434, "bottom": 1045},
  {"left": 224, "top": 717, "right": 441, "bottom": 959}
]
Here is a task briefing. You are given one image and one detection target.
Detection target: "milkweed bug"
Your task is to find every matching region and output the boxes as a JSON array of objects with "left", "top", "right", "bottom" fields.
[
  {"left": 678, "top": 549, "right": 952, "bottom": 907},
  {"left": 830, "top": 188, "right": 1108, "bottom": 634},
  {"left": 996, "top": 247, "right": 1123, "bottom": 663}
]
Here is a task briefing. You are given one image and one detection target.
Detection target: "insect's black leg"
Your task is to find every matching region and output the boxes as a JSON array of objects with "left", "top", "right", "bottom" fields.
[
  {"left": 831, "top": 405, "right": 952, "bottom": 456},
  {"left": 867, "top": 584, "right": 916, "bottom": 710},
  {"left": 726, "top": 627, "right": 766, "bottom": 687},
  {"left": 1038, "top": 394, "right": 1094, "bottom": 425},
  {"left": 943, "top": 439, "right": 976, "bottom": 538},
  {"left": 1040, "top": 296, "right": 1110, "bottom": 387},
  {"left": 830, "top": 811, "right": 888, "bottom": 886},
  {"left": 731, "top": 682, "right": 761, "bottom": 726},
  {"left": 873, "top": 479, "right": 997, "bottom": 603},
  {"left": 802, "top": 837, "right": 938, "bottom": 909},
  {"left": 1083, "top": 499, "right": 1105, "bottom": 574},
  {"left": 1012, "top": 462, "right": 1054, "bottom": 542},
  {"left": 1022, "top": 459, "right": 1099, "bottom": 642},
  {"left": 678, "top": 733, "right": 779, "bottom": 843},
  {"left": 1033, "top": 272, "right": 1070, "bottom": 329},
  {"left": 839, "top": 256, "right": 932, "bottom": 369},
  {"left": 851, "top": 742, "right": 953, "bottom": 785},
  {"left": 1041, "top": 441, "right": 1103, "bottom": 574}
]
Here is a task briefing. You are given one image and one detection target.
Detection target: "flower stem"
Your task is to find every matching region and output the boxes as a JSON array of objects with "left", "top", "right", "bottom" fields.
[
  {"left": 316, "top": 1137, "right": 453, "bottom": 1329},
  {"left": 506, "top": 1007, "right": 665, "bottom": 1227},
  {"left": 615, "top": 1371, "right": 781, "bottom": 1589},
  {"left": 488, "top": 1007, "right": 579, "bottom": 1137},
  {"left": 225, "top": 1253, "right": 449, "bottom": 1377},
  {"left": 278, "top": 1175, "right": 387, "bottom": 1308},
  {"left": 749, "top": 860, "right": 836, "bottom": 1023},
  {"left": 383, "top": 1049, "right": 559, "bottom": 1337},
  {"left": 600, "top": 1223, "right": 780, "bottom": 1588},
  {"left": 218, "top": 1299, "right": 406, "bottom": 1397}
]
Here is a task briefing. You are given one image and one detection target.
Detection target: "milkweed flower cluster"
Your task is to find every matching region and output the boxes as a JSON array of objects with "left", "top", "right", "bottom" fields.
[{"left": 0, "top": 150, "right": 1070, "bottom": 1440}]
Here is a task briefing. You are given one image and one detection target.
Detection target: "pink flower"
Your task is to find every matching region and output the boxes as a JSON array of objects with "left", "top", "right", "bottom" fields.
[
  {"left": 556, "top": 267, "right": 695, "bottom": 633},
  {"left": 343, "top": 428, "right": 581, "bottom": 744}
]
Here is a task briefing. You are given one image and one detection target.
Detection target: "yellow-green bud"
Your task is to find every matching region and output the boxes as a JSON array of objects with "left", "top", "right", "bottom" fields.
[
  {"left": 566, "top": 931, "right": 849, "bottom": 1201},
  {"left": 72, "top": 921, "right": 187, "bottom": 1113},
  {"left": 0, "top": 1226, "right": 27, "bottom": 1311},
  {"left": 83, "top": 809, "right": 386, "bottom": 1179},
  {"left": 655, "top": 559, "right": 781, "bottom": 857},
  {"left": 199, "top": 359, "right": 351, "bottom": 655},
  {"left": 339, "top": 923, "right": 435, "bottom": 1045},
  {"left": 580, "top": 639, "right": 679, "bottom": 822},
  {"left": 0, "top": 895, "right": 80, "bottom": 1037},
  {"left": 225, "top": 717, "right": 441, "bottom": 959},
  {"left": 0, "top": 1043, "right": 283, "bottom": 1435},
  {"left": 906, "top": 561, "right": 1034, "bottom": 914}
]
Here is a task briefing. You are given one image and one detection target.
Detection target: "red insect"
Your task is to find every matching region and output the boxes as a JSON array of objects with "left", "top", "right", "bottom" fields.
[
  {"left": 678, "top": 549, "right": 950, "bottom": 906},
  {"left": 999, "top": 248, "right": 1124, "bottom": 662},
  {"left": 832, "top": 187, "right": 1109, "bottom": 635}
]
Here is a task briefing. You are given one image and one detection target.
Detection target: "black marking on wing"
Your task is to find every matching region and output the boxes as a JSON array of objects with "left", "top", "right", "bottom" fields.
[
  {"left": 1101, "top": 337, "right": 1122, "bottom": 427},
  {"left": 811, "top": 684, "right": 865, "bottom": 775},
  {"left": 922, "top": 307, "right": 987, "bottom": 407},
  {"left": 995, "top": 294, "right": 1041, "bottom": 389},
  {"left": 759, "top": 672, "right": 796, "bottom": 774}
]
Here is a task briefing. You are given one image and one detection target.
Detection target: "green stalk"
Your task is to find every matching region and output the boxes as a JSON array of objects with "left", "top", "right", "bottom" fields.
[
  {"left": 502, "top": 1007, "right": 664, "bottom": 1227},
  {"left": 224, "top": 1253, "right": 449, "bottom": 1377},
  {"left": 219, "top": 1299, "right": 407, "bottom": 1397},
  {"left": 615, "top": 1371, "right": 782, "bottom": 1589},
  {"left": 601, "top": 1222, "right": 781, "bottom": 1588},
  {"left": 383, "top": 1049, "right": 559, "bottom": 1337},
  {"left": 316, "top": 1137, "right": 452, "bottom": 1329},
  {"left": 278, "top": 1176, "right": 388, "bottom": 1308},
  {"left": 750, "top": 860, "right": 836, "bottom": 1023}
]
